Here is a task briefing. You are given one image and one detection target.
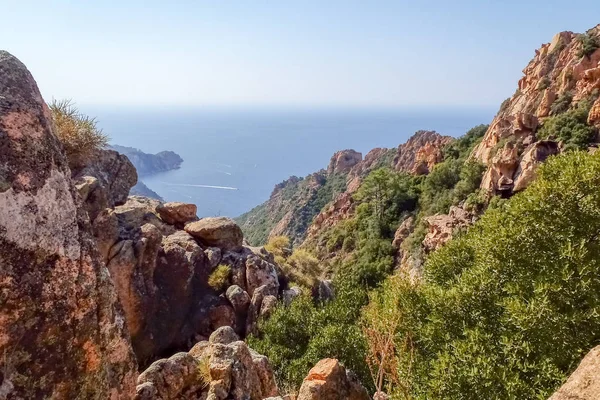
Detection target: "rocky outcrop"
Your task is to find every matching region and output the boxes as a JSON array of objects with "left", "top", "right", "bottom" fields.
[
  {"left": 513, "top": 140, "right": 560, "bottom": 191},
  {"left": 306, "top": 192, "right": 355, "bottom": 241},
  {"left": 89, "top": 196, "right": 281, "bottom": 364},
  {"left": 548, "top": 346, "right": 600, "bottom": 400},
  {"left": 136, "top": 327, "right": 279, "bottom": 400},
  {"left": 0, "top": 51, "right": 137, "bottom": 398},
  {"left": 472, "top": 25, "right": 600, "bottom": 194},
  {"left": 111, "top": 144, "right": 183, "bottom": 176},
  {"left": 73, "top": 147, "right": 138, "bottom": 221},
  {"left": 393, "top": 130, "right": 453, "bottom": 174},
  {"left": 157, "top": 201, "right": 198, "bottom": 226},
  {"left": 185, "top": 217, "right": 244, "bottom": 251},
  {"left": 327, "top": 149, "right": 362, "bottom": 175},
  {"left": 422, "top": 206, "right": 476, "bottom": 253},
  {"left": 297, "top": 359, "right": 369, "bottom": 400}
]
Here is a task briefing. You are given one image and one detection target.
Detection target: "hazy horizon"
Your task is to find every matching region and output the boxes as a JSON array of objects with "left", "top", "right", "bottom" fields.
[{"left": 3, "top": 1, "right": 600, "bottom": 109}]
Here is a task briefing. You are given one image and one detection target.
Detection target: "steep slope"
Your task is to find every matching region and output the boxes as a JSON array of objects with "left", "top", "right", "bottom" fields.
[
  {"left": 238, "top": 131, "right": 451, "bottom": 247},
  {"left": 237, "top": 150, "right": 365, "bottom": 246},
  {"left": 472, "top": 25, "right": 600, "bottom": 195},
  {"left": 0, "top": 51, "right": 138, "bottom": 398}
]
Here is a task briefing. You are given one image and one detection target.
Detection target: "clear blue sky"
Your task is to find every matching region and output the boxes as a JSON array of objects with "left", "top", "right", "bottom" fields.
[{"left": 2, "top": 1, "right": 599, "bottom": 108}]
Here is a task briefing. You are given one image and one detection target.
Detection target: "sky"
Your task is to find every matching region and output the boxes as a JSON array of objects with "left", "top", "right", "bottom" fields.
[{"left": 2, "top": 1, "right": 599, "bottom": 109}]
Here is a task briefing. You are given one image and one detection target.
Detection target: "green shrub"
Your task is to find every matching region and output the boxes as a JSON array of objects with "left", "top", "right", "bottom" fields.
[
  {"left": 577, "top": 32, "right": 599, "bottom": 58},
  {"left": 208, "top": 264, "right": 231, "bottom": 291},
  {"left": 366, "top": 151, "right": 600, "bottom": 399},
  {"left": 443, "top": 124, "right": 488, "bottom": 161},
  {"left": 550, "top": 92, "right": 573, "bottom": 115},
  {"left": 49, "top": 99, "right": 109, "bottom": 168},
  {"left": 538, "top": 101, "right": 596, "bottom": 149},
  {"left": 537, "top": 76, "right": 551, "bottom": 91}
]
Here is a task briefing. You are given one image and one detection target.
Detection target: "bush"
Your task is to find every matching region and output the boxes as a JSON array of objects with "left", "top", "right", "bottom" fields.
[
  {"left": 208, "top": 264, "right": 231, "bottom": 291},
  {"left": 442, "top": 124, "right": 488, "bottom": 161},
  {"left": 538, "top": 101, "right": 596, "bottom": 149},
  {"left": 367, "top": 151, "right": 600, "bottom": 399},
  {"left": 550, "top": 92, "right": 573, "bottom": 115},
  {"left": 577, "top": 32, "right": 600, "bottom": 58},
  {"left": 285, "top": 249, "right": 321, "bottom": 287},
  {"left": 49, "top": 99, "right": 109, "bottom": 168}
]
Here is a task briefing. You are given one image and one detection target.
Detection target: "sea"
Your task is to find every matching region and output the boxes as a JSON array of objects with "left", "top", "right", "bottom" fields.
[{"left": 87, "top": 106, "right": 495, "bottom": 218}]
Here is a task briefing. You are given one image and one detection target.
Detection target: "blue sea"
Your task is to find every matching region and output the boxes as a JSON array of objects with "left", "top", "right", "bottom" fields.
[{"left": 87, "top": 107, "right": 495, "bottom": 218}]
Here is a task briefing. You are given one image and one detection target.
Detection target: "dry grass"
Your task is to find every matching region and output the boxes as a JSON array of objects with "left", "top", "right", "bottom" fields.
[
  {"left": 49, "top": 99, "right": 109, "bottom": 168},
  {"left": 196, "top": 355, "right": 211, "bottom": 389}
]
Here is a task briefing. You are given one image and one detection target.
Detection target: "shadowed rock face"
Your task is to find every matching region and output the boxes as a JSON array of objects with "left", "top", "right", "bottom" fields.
[{"left": 0, "top": 51, "right": 137, "bottom": 399}]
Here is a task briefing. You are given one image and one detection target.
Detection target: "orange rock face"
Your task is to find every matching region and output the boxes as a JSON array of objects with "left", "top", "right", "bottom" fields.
[
  {"left": 297, "top": 358, "right": 369, "bottom": 400},
  {"left": 394, "top": 130, "right": 454, "bottom": 174},
  {"left": 472, "top": 24, "right": 600, "bottom": 194}
]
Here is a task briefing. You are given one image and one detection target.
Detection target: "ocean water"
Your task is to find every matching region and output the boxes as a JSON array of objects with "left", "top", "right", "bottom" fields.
[{"left": 87, "top": 107, "right": 495, "bottom": 218}]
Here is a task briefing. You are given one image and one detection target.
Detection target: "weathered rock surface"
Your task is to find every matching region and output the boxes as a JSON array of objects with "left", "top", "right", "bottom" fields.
[
  {"left": 394, "top": 130, "right": 453, "bottom": 174},
  {"left": 472, "top": 25, "right": 600, "bottom": 194},
  {"left": 423, "top": 206, "right": 475, "bottom": 253},
  {"left": 327, "top": 149, "right": 362, "bottom": 175},
  {"left": 185, "top": 217, "right": 244, "bottom": 251},
  {"left": 157, "top": 201, "right": 198, "bottom": 225},
  {"left": 0, "top": 51, "right": 137, "bottom": 398},
  {"left": 297, "top": 358, "right": 369, "bottom": 400},
  {"left": 94, "top": 196, "right": 280, "bottom": 364},
  {"left": 73, "top": 147, "right": 138, "bottom": 221},
  {"left": 548, "top": 346, "right": 600, "bottom": 400},
  {"left": 513, "top": 140, "right": 560, "bottom": 191},
  {"left": 136, "top": 331, "right": 278, "bottom": 400}
]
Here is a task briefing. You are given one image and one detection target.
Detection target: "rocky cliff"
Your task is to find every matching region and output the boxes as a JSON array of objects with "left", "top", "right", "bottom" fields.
[
  {"left": 0, "top": 51, "right": 138, "bottom": 399},
  {"left": 236, "top": 150, "right": 363, "bottom": 246},
  {"left": 238, "top": 131, "right": 450, "bottom": 248},
  {"left": 472, "top": 25, "right": 600, "bottom": 195}
]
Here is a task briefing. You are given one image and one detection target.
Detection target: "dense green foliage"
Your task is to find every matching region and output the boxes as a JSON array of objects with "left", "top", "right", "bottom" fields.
[
  {"left": 250, "top": 125, "right": 489, "bottom": 392},
  {"left": 366, "top": 151, "right": 600, "bottom": 399},
  {"left": 237, "top": 172, "right": 348, "bottom": 246},
  {"left": 577, "top": 32, "right": 600, "bottom": 58},
  {"left": 538, "top": 100, "right": 597, "bottom": 149}
]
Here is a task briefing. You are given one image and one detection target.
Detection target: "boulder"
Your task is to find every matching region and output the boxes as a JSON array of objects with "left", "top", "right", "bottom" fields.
[
  {"left": 226, "top": 285, "right": 251, "bottom": 313},
  {"left": 136, "top": 338, "right": 279, "bottom": 400},
  {"left": 209, "top": 326, "right": 239, "bottom": 345},
  {"left": 205, "top": 246, "right": 223, "bottom": 268},
  {"left": 260, "top": 295, "right": 278, "bottom": 319},
  {"left": 246, "top": 254, "right": 280, "bottom": 296},
  {"left": 246, "top": 284, "right": 279, "bottom": 336},
  {"left": 157, "top": 201, "right": 198, "bottom": 225},
  {"left": 72, "top": 148, "right": 138, "bottom": 221},
  {"left": 297, "top": 359, "right": 369, "bottom": 400},
  {"left": 185, "top": 217, "right": 244, "bottom": 251},
  {"left": 548, "top": 346, "right": 600, "bottom": 400},
  {"left": 589, "top": 97, "right": 600, "bottom": 128},
  {"left": 422, "top": 206, "right": 474, "bottom": 253},
  {"left": 283, "top": 287, "right": 302, "bottom": 306},
  {"left": 0, "top": 50, "right": 137, "bottom": 398}
]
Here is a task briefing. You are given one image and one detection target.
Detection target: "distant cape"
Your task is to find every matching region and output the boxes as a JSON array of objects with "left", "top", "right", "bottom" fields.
[{"left": 110, "top": 144, "right": 184, "bottom": 200}]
